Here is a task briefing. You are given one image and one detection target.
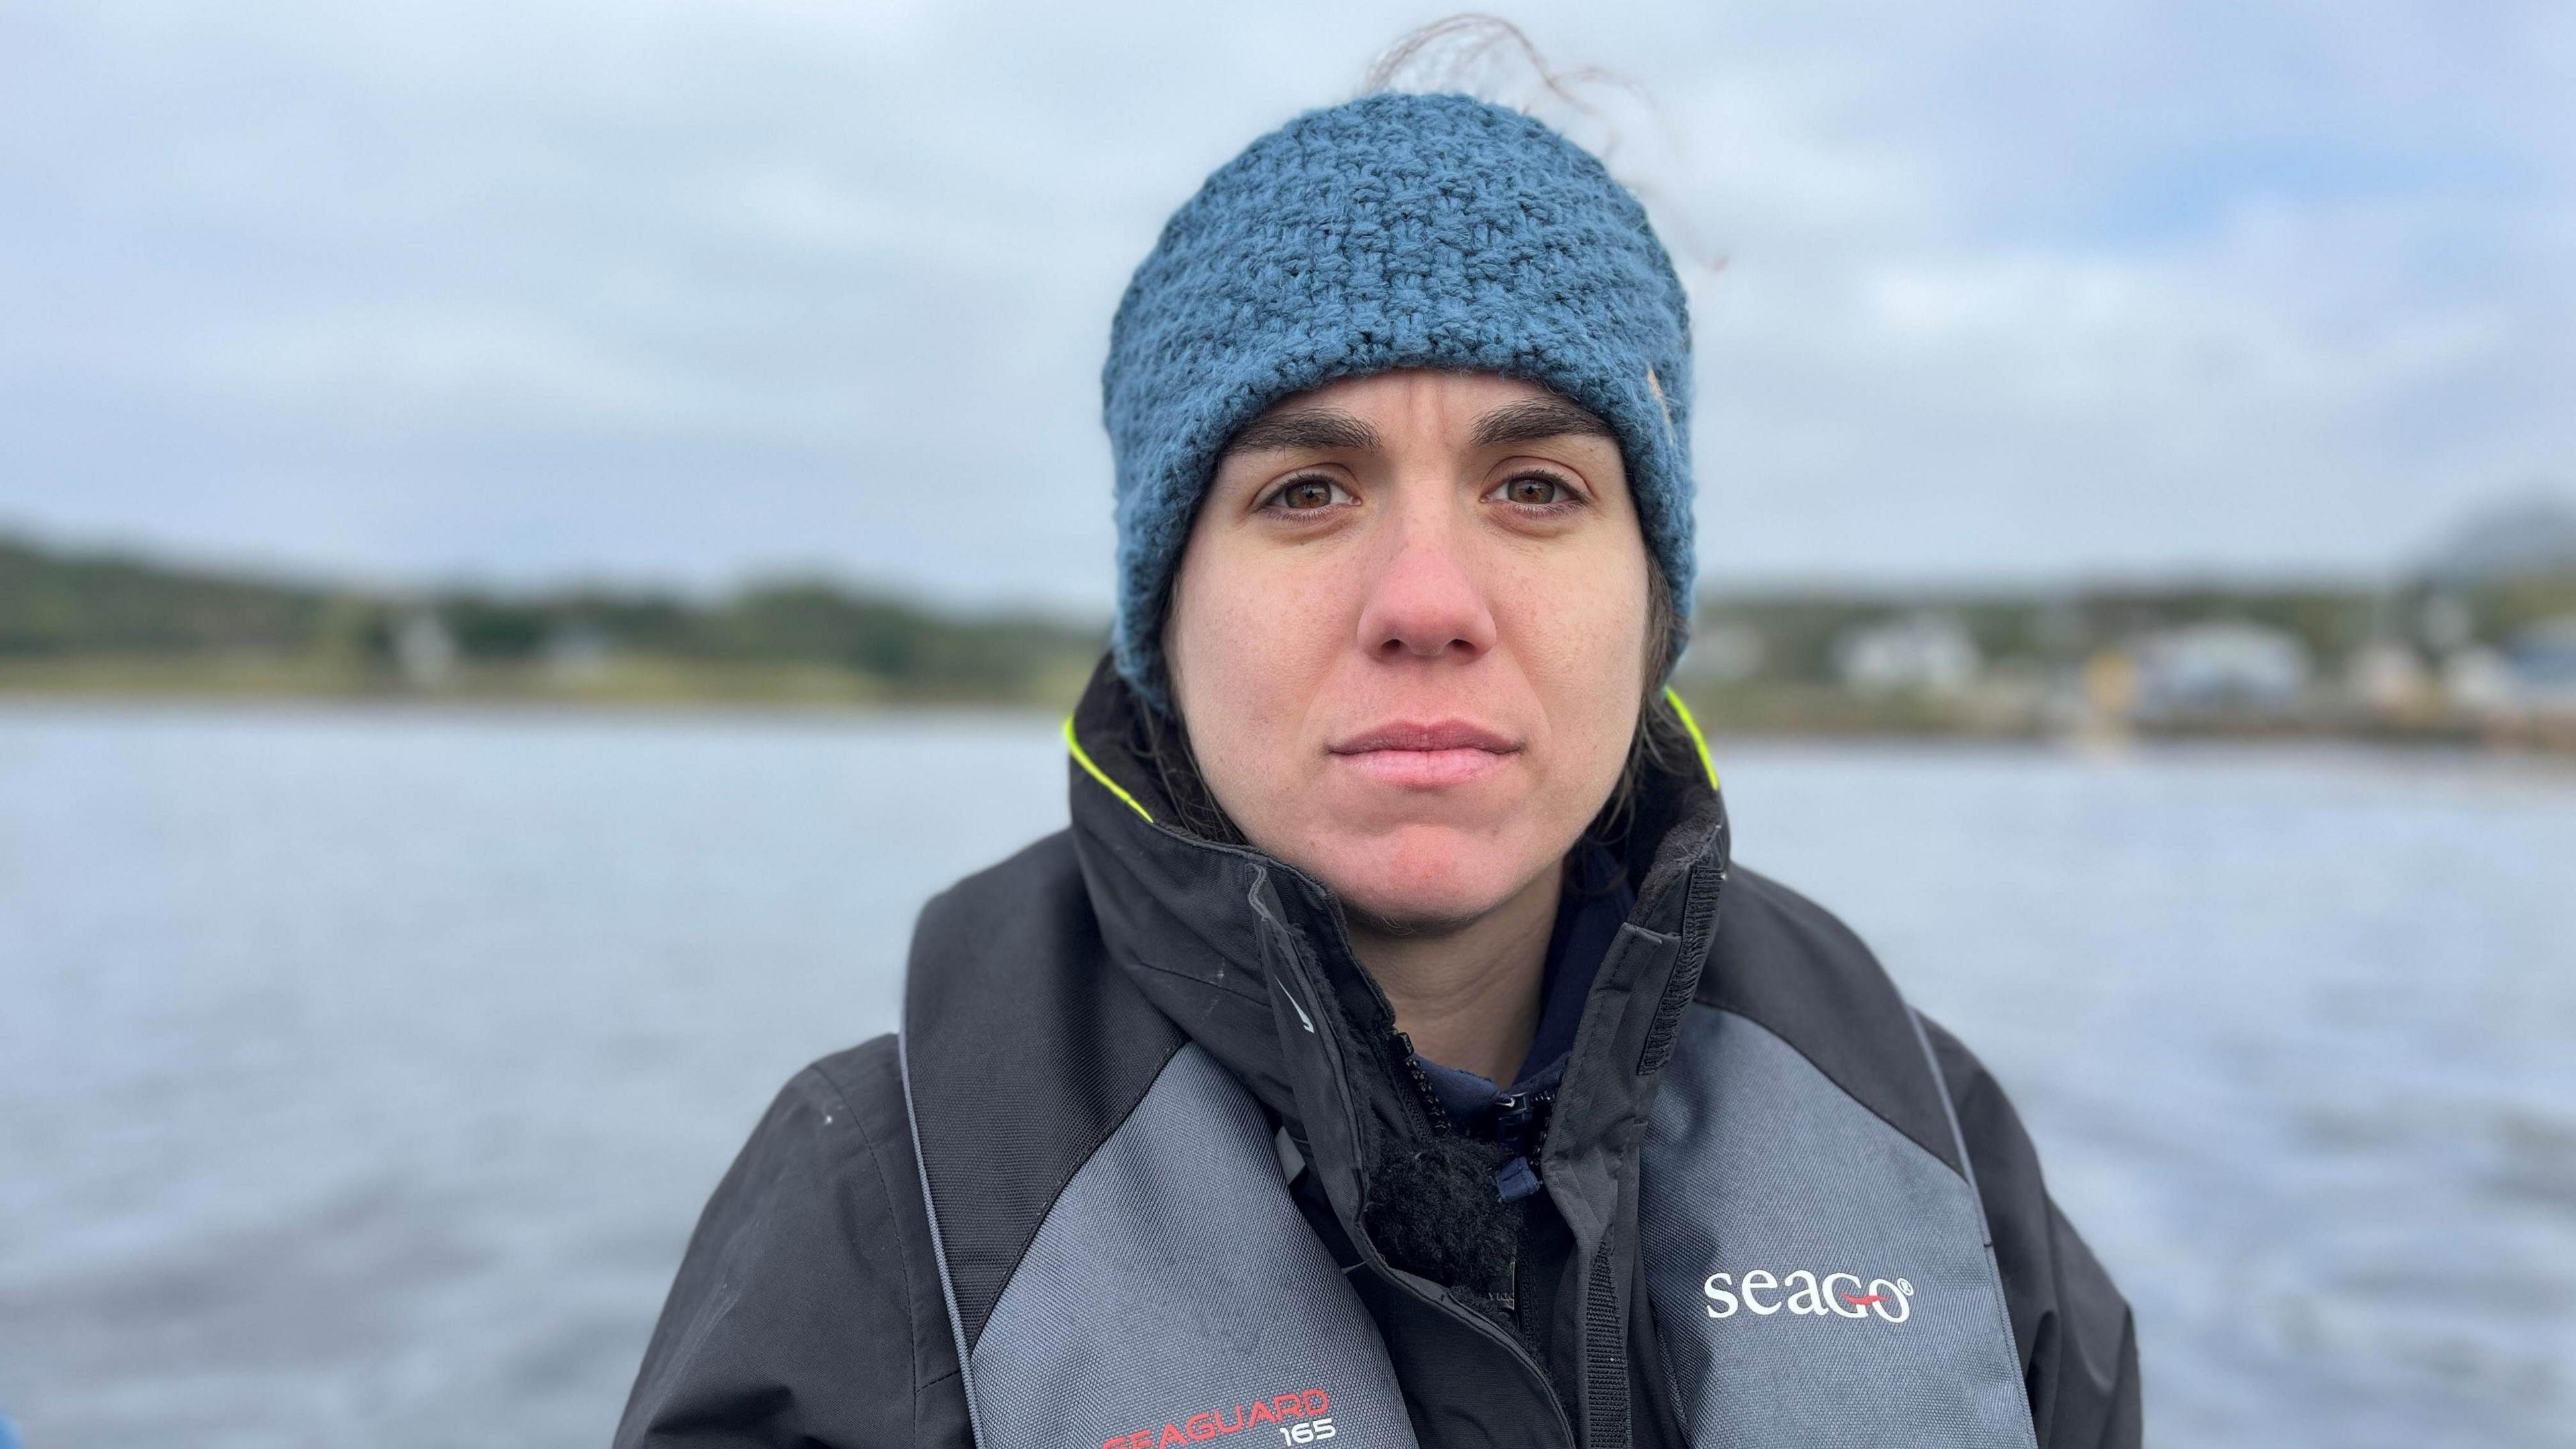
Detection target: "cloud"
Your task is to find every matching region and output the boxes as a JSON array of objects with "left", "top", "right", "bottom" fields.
[{"left": 1, "top": 0, "right": 2569, "bottom": 603}]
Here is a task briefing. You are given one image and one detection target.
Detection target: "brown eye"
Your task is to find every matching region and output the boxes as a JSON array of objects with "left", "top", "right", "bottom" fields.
[
  {"left": 1499, "top": 475, "right": 1569, "bottom": 506},
  {"left": 1276, "top": 478, "right": 1338, "bottom": 510}
]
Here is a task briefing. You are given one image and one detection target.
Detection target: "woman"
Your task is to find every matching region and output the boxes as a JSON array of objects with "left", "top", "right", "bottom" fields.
[{"left": 617, "top": 89, "right": 2139, "bottom": 1449}]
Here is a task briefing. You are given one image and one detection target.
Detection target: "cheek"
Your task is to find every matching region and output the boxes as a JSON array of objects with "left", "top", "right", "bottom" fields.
[
  {"left": 1168, "top": 547, "right": 1351, "bottom": 805},
  {"left": 1494, "top": 549, "right": 1648, "bottom": 824},
  {"left": 1495, "top": 549, "right": 1650, "bottom": 773}
]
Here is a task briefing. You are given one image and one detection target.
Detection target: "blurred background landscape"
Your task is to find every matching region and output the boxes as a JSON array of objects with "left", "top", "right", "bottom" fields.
[
  {"left": 6, "top": 487, "right": 2576, "bottom": 747},
  {"left": 4, "top": 3, "right": 2573, "bottom": 1448}
]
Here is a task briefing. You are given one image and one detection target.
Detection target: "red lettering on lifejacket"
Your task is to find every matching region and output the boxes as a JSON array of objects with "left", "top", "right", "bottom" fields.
[{"left": 1124, "top": 1388, "right": 1332, "bottom": 1448}]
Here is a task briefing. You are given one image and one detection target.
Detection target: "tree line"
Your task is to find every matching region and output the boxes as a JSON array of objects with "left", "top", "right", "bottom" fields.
[{"left": 0, "top": 533, "right": 1106, "bottom": 702}]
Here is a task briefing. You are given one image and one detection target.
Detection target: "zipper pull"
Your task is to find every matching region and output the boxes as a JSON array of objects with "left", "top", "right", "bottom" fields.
[
  {"left": 1491, "top": 1089, "right": 1550, "bottom": 1202},
  {"left": 1493, "top": 1090, "right": 1538, "bottom": 1155}
]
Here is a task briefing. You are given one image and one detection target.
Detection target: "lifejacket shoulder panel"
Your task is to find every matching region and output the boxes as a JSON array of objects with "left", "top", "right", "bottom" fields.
[
  {"left": 903, "top": 830, "right": 1191, "bottom": 1351},
  {"left": 948, "top": 1043, "right": 1418, "bottom": 1449},
  {"left": 1638, "top": 1006, "right": 2037, "bottom": 1448}
]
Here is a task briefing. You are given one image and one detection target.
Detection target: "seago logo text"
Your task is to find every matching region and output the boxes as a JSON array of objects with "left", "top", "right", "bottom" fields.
[{"left": 1704, "top": 1269, "right": 1915, "bottom": 1324}]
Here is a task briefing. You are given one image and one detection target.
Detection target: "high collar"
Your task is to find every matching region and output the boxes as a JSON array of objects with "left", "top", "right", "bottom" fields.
[{"left": 1060, "top": 656, "right": 1731, "bottom": 1251}]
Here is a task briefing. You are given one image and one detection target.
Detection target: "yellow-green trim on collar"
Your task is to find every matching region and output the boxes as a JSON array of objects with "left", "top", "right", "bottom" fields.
[
  {"left": 1663, "top": 686, "right": 1721, "bottom": 790},
  {"left": 1063, "top": 715, "right": 1154, "bottom": 823}
]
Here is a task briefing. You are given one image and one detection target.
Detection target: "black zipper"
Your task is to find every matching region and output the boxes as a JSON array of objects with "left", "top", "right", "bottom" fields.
[
  {"left": 1249, "top": 838, "right": 1727, "bottom": 1449},
  {"left": 1263, "top": 899, "right": 1580, "bottom": 1448},
  {"left": 1392, "top": 1031, "right": 1450, "bottom": 1138}
]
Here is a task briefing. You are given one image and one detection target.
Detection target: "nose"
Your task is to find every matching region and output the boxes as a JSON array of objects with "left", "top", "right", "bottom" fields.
[{"left": 1352, "top": 509, "right": 1498, "bottom": 667}]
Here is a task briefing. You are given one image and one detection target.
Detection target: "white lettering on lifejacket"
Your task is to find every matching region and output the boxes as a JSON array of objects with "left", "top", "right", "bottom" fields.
[{"left": 1705, "top": 1269, "right": 1913, "bottom": 1323}]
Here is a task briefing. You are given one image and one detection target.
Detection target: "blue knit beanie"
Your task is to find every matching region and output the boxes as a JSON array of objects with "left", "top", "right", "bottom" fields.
[{"left": 1104, "top": 91, "right": 1697, "bottom": 712}]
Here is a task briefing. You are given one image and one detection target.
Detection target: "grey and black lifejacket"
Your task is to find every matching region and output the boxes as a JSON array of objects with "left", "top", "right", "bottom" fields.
[{"left": 899, "top": 666, "right": 2040, "bottom": 1449}]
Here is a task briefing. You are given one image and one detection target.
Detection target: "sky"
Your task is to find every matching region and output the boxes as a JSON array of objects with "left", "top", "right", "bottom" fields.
[{"left": 3, "top": 1, "right": 2571, "bottom": 611}]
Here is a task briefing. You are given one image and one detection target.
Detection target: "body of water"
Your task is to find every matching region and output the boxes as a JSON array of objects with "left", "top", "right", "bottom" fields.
[{"left": 3, "top": 705, "right": 2571, "bottom": 1446}]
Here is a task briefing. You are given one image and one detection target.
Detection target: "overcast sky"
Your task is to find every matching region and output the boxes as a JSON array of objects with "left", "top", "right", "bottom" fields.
[{"left": 3, "top": 1, "right": 2571, "bottom": 610}]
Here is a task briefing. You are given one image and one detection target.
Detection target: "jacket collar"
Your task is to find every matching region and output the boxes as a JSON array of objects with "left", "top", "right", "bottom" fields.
[{"left": 1061, "top": 656, "right": 1731, "bottom": 1248}]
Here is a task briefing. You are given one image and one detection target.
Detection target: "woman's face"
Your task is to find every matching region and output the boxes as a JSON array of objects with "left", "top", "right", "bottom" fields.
[{"left": 1166, "top": 368, "right": 1651, "bottom": 932}]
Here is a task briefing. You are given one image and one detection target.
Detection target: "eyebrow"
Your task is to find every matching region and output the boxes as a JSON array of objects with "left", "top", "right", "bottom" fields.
[
  {"left": 1223, "top": 396, "right": 1615, "bottom": 459},
  {"left": 1469, "top": 398, "right": 1617, "bottom": 448},
  {"left": 1222, "top": 409, "right": 1381, "bottom": 455}
]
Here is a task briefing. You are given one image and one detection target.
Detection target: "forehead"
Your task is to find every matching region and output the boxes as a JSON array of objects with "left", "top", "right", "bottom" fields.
[
  {"left": 1224, "top": 369, "right": 1613, "bottom": 455},
  {"left": 1260, "top": 367, "right": 1558, "bottom": 417}
]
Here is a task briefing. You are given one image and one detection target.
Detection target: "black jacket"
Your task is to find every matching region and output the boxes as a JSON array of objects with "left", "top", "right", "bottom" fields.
[{"left": 616, "top": 663, "right": 2140, "bottom": 1448}]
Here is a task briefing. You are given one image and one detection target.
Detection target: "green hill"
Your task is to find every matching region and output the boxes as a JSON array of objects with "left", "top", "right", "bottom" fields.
[{"left": 0, "top": 534, "right": 1106, "bottom": 705}]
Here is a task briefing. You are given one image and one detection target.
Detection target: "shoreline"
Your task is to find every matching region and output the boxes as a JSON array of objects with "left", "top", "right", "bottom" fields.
[{"left": 7, "top": 671, "right": 2571, "bottom": 759}]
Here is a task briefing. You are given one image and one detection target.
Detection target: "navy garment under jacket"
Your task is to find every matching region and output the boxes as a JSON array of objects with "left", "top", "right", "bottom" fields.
[
  {"left": 1411, "top": 839, "right": 1633, "bottom": 1122},
  {"left": 1409, "top": 840, "right": 1633, "bottom": 1203}
]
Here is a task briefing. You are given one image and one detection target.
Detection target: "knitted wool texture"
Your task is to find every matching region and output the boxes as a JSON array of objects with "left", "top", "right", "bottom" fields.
[{"left": 1102, "top": 91, "right": 1697, "bottom": 711}]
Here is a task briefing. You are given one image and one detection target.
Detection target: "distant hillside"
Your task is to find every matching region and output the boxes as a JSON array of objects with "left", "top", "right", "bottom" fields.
[
  {"left": 2422, "top": 490, "right": 2576, "bottom": 584},
  {"left": 0, "top": 533, "right": 1107, "bottom": 704},
  {"left": 0, "top": 536, "right": 343, "bottom": 655}
]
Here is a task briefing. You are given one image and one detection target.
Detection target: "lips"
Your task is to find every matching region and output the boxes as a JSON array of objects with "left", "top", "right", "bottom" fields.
[
  {"left": 1330, "top": 720, "right": 1518, "bottom": 754},
  {"left": 1328, "top": 718, "right": 1520, "bottom": 789}
]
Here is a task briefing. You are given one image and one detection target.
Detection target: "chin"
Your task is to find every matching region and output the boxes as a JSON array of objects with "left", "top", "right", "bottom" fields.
[{"left": 1308, "top": 821, "right": 1536, "bottom": 933}]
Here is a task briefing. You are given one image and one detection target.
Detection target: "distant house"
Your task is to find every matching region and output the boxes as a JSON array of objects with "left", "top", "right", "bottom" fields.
[
  {"left": 2504, "top": 617, "right": 2576, "bottom": 714},
  {"left": 2441, "top": 647, "right": 2518, "bottom": 716},
  {"left": 544, "top": 623, "right": 615, "bottom": 684},
  {"left": 1675, "top": 620, "right": 1766, "bottom": 684},
  {"left": 2134, "top": 621, "right": 2311, "bottom": 714},
  {"left": 393, "top": 608, "right": 456, "bottom": 688},
  {"left": 2345, "top": 639, "right": 2433, "bottom": 716},
  {"left": 1835, "top": 612, "right": 1980, "bottom": 696}
]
